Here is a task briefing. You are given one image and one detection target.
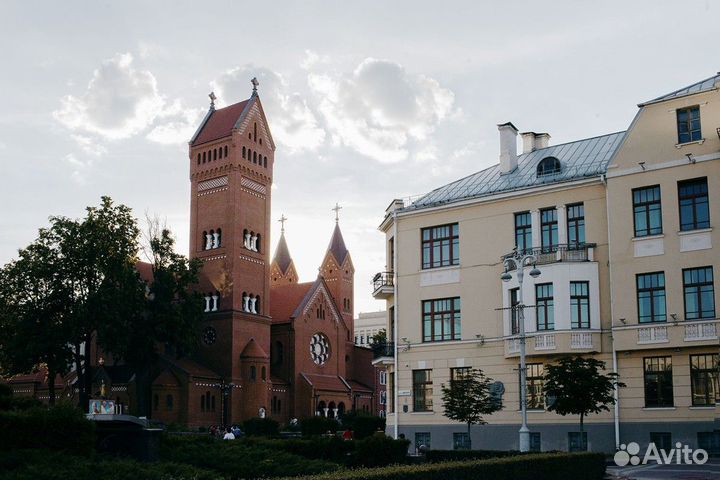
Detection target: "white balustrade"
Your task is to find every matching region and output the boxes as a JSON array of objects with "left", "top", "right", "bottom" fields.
[
  {"left": 637, "top": 325, "right": 668, "bottom": 344},
  {"left": 684, "top": 322, "right": 718, "bottom": 341},
  {"left": 571, "top": 332, "right": 593, "bottom": 349},
  {"left": 534, "top": 333, "right": 556, "bottom": 350}
]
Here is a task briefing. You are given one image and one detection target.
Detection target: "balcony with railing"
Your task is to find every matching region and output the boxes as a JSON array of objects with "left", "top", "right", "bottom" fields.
[
  {"left": 505, "top": 330, "right": 600, "bottom": 357},
  {"left": 613, "top": 319, "right": 719, "bottom": 351},
  {"left": 371, "top": 342, "right": 395, "bottom": 366},
  {"left": 503, "top": 243, "right": 596, "bottom": 268},
  {"left": 371, "top": 271, "right": 394, "bottom": 299}
]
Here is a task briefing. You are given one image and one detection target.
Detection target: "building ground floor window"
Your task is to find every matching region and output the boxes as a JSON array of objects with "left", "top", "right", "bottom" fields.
[
  {"left": 453, "top": 432, "right": 470, "bottom": 450},
  {"left": 650, "top": 432, "right": 672, "bottom": 453},
  {"left": 415, "top": 432, "right": 431, "bottom": 453},
  {"left": 568, "top": 432, "right": 587, "bottom": 452}
]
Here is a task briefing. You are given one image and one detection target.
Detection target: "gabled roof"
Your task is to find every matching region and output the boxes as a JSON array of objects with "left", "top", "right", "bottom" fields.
[
  {"left": 407, "top": 131, "right": 625, "bottom": 211},
  {"left": 300, "top": 373, "right": 350, "bottom": 392},
  {"left": 190, "top": 98, "right": 252, "bottom": 146},
  {"left": 270, "top": 281, "right": 314, "bottom": 323},
  {"left": 272, "top": 232, "right": 294, "bottom": 274},
  {"left": 639, "top": 72, "right": 720, "bottom": 107},
  {"left": 326, "top": 223, "right": 349, "bottom": 265}
]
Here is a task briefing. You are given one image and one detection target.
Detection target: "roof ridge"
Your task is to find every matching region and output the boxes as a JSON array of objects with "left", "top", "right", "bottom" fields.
[{"left": 639, "top": 73, "right": 720, "bottom": 106}]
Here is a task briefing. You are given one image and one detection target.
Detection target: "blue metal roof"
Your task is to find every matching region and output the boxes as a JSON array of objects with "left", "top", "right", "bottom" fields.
[
  {"left": 639, "top": 73, "right": 720, "bottom": 107},
  {"left": 407, "top": 131, "right": 626, "bottom": 210}
]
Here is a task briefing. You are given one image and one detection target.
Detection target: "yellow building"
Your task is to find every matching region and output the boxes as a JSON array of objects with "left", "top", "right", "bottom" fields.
[{"left": 373, "top": 73, "right": 719, "bottom": 453}]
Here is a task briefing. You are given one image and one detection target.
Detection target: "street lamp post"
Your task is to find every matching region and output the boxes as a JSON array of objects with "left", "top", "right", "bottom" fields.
[{"left": 501, "top": 250, "right": 541, "bottom": 453}]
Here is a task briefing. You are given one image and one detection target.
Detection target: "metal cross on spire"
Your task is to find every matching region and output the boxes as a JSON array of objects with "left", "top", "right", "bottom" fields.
[
  {"left": 332, "top": 203, "right": 342, "bottom": 223},
  {"left": 278, "top": 214, "right": 287, "bottom": 234},
  {"left": 208, "top": 91, "right": 217, "bottom": 108},
  {"left": 251, "top": 77, "right": 259, "bottom": 93}
]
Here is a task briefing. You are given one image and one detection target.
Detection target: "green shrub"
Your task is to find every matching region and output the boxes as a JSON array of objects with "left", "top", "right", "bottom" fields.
[
  {"left": 0, "top": 404, "right": 95, "bottom": 455},
  {"left": 161, "top": 434, "right": 339, "bottom": 478},
  {"left": 243, "top": 417, "right": 280, "bottom": 437},
  {"left": 0, "top": 387, "right": 43, "bottom": 412},
  {"left": 283, "top": 452, "right": 606, "bottom": 480},
  {"left": 300, "top": 416, "right": 340, "bottom": 437},
  {"left": 425, "top": 449, "right": 519, "bottom": 462},
  {"left": 349, "top": 435, "right": 410, "bottom": 467},
  {"left": 340, "top": 412, "right": 385, "bottom": 439},
  {"left": 245, "top": 436, "right": 354, "bottom": 464}
]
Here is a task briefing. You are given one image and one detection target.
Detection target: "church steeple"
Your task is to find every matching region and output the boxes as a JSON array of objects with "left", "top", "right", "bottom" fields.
[
  {"left": 271, "top": 215, "right": 298, "bottom": 285},
  {"left": 319, "top": 206, "right": 354, "bottom": 330}
]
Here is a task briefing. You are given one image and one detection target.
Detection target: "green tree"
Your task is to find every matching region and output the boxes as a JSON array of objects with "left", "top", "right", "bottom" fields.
[
  {"left": 543, "top": 356, "right": 625, "bottom": 450},
  {"left": 102, "top": 226, "right": 204, "bottom": 417},
  {"left": 441, "top": 368, "right": 501, "bottom": 449},
  {"left": 0, "top": 227, "right": 75, "bottom": 404},
  {"left": 371, "top": 329, "right": 386, "bottom": 345}
]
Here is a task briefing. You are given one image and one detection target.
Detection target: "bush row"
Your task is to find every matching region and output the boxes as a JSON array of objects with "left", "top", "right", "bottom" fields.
[
  {"left": 0, "top": 404, "right": 95, "bottom": 456},
  {"left": 282, "top": 452, "right": 607, "bottom": 480},
  {"left": 425, "top": 448, "right": 520, "bottom": 463}
]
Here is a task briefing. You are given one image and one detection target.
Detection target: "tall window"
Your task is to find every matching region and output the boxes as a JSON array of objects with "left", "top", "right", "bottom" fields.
[
  {"left": 521, "top": 363, "right": 545, "bottom": 410},
  {"left": 540, "top": 208, "right": 558, "bottom": 252},
  {"left": 632, "top": 186, "right": 662, "bottom": 237},
  {"left": 644, "top": 357, "right": 674, "bottom": 407},
  {"left": 453, "top": 432, "right": 470, "bottom": 450},
  {"left": 421, "top": 224, "right": 459, "bottom": 269},
  {"left": 690, "top": 354, "right": 719, "bottom": 406},
  {"left": 415, "top": 432, "right": 431, "bottom": 450},
  {"left": 535, "top": 284, "right": 554, "bottom": 331},
  {"left": 683, "top": 267, "right": 715, "bottom": 319},
  {"left": 388, "top": 372, "right": 394, "bottom": 413},
  {"left": 678, "top": 178, "right": 710, "bottom": 231},
  {"left": 570, "top": 281, "right": 590, "bottom": 329},
  {"left": 567, "top": 203, "right": 585, "bottom": 246},
  {"left": 637, "top": 273, "right": 666, "bottom": 323},
  {"left": 510, "top": 288, "right": 520, "bottom": 335},
  {"left": 413, "top": 369, "right": 433, "bottom": 412},
  {"left": 450, "top": 367, "right": 471, "bottom": 383},
  {"left": 514, "top": 212, "right": 532, "bottom": 253},
  {"left": 676, "top": 106, "right": 701, "bottom": 144},
  {"left": 379, "top": 370, "right": 387, "bottom": 385},
  {"left": 422, "top": 298, "right": 461, "bottom": 342}
]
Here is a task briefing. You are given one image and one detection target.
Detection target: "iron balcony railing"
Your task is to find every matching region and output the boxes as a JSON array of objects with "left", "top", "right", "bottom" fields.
[
  {"left": 372, "top": 342, "right": 395, "bottom": 360},
  {"left": 372, "top": 271, "right": 394, "bottom": 291},
  {"left": 503, "top": 243, "right": 596, "bottom": 268}
]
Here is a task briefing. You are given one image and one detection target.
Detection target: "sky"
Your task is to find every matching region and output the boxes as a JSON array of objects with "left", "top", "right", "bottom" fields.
[{"left": 0, "top": 0, "right": 718, "bottom": 314}]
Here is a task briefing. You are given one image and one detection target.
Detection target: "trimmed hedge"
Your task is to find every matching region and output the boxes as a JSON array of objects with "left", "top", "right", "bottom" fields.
[
  {"left": 340, "top": 412, "right": 385, "bottom": 440},
  {"left": 160, "top": 434, "right": 340, "bottom": 478},
  {"left": 282, "top": 452, "right": 606, "bottom": 480},
  {"left": 425, "top": 449, "right": 519, "bottom": 463},
  {"left": 243, "top": 417, "right": 281, "bottom": 437},
  {"left": 0, "top": 404, "right": 95, "bottom": 456},
  {"left": 300, "top": 416, "right": 340, "bottom": 437}
]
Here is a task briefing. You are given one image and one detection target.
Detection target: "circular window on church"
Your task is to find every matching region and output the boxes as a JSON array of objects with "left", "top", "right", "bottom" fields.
[
  {"left": 202, "top": 326, "right": 217, "bottom": 346},
  {"left": 310, "top": 333, "right": 331, "bottom": 365}
]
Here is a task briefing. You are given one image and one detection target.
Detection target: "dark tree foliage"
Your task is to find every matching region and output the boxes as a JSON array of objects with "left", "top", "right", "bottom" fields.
[
  {"left": 543, "top": 356, "right": 625, "bottom": 450},
  {"left": 441, "top": 368, "right": 502, "bottom": 448}
]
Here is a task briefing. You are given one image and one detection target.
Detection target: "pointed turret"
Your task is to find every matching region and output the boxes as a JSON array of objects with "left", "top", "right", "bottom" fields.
[
  {"left": 271, "top": 215, "right": 298, "bottom": 285},
  {"left": 319, "top": 205, "right": 355, "bottom": 331}
]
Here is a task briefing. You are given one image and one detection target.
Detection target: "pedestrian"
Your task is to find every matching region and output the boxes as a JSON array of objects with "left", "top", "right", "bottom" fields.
[{"left": 223, "top": 426, "right": 235, "bottom": 440}]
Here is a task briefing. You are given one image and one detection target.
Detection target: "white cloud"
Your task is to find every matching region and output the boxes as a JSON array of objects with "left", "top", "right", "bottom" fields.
[
  {"left": 211, "top": 66, "right": 326, "bottom": 152},
  {"left": 64, "top": 153, "right": 93, "bottom": 185},
  {"left": 70, "top": 134, "right": 107, "bottom": 156},
  {"left": 146, "top": 99, "right": 205, "bottom": 145},
  {"left": 53, "top": 53, "right": 165, "bottom": 140},
  {"left": 308, "top": 58, "right": 455, "bottom": 163},
  {"left": 300, "top": 50, "right": 330, "bottom": 70}
]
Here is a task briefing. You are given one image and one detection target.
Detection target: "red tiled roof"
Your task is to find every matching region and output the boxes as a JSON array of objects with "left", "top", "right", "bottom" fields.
[
  {"left": 191, "top": 100, "right": 250, "bottom": 146},
  {"left": 301, "top": 373, "right": 350, "bottom": 393},
  {"left": 166, "top": 356, "right": 221, "bottom": 379},
  {"left": 347, "top": 380, "right": 372, "bottom": 393},
  {"left": 240, "top": 338, "right": 268, "bottom": 359},
  {"left": 270, "top": 282, "right": 313, "bottom": 323}
]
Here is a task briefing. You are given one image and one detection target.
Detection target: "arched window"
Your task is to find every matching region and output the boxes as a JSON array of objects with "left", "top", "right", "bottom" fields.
[
  {"left": 197, "top": 153, "right": 201, "bottom": 165},
  {"left": 248, "top": 132, "right": 252, "bottom": 139},
  {"left": 254, "top": 122, "right": 257, "bottom": 141},
  {"left": 277, "top": 399, "right": 281, "bottom": 412},
  {"left": 261, "top": 366, "right": 266, "bottom": 381},
  {"left": 202, "top": 151, "right": 206, "bottom": 163},
  {"left": 213, "top": 148, "right": 217, "bottom": 160},
  {"left": 202, "top": 231, "right": 207, "bottom": 250},
  {"left": 256, "top": 234, "right": 261, "bottom": 252},
  {"left": 218, "top": 148, "right": 223, "bottom": 159},
  {"left": 259, "top": 138, "right": 262, "bottom": 145},
  {"left": 263, "top": 156, "right": 267, "bottom": 168},
  {"left": 224, "top": 145, "right": 228, "bottom": 157},
  {"left": 201, "top": 395, "right": 205, "bottom": 412},
  {"left": 153, "top": 394, "right": 159, "bottom": 410},
  {"left": 211, "top": 395, "right": 216, "bottom": 411},
  {"left": 250, "top": 365, "right": 257, "bottom": 381},
  {"left": 166, "top": 394, "right": 174, "bottom": 411},
  {"left": 537, "top": 156, "right": 561, "bottom": 177},
  {"left": 253, "top": 151, "right": 257, "bottom": 164},
  {"left": 255, "top": 295, "right": 261, "bottom": 313},
  {"left": 216, "top": 228, "right": 222, "bottom": 248},
  {"left": 242, "top": 146, "right": 246, "bottom": 159}
]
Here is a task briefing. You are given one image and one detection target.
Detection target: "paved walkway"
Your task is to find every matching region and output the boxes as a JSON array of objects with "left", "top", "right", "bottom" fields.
[{"left": 607, "top": 459, "right": 720, "bottom": 480}]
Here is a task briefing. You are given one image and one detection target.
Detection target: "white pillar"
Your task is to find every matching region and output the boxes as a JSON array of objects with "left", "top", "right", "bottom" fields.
[
  {"left": 204, "top": 296, "right": 211, "bottom": 312},
  {"left": 530, "top": 209, "right": 541, "bottom": 249},
  {"left": 211, "top": 295, "right": 219, "bottom": 311},
  {"left": 249, "top": 297, "right": 257, "bottom": 314},
  {"left": 323, "top": 407, "right": 329, "bottom": 418},
  {"left": 244, "top": 233, "right": 251, "bottom": 249},
  {"left": 557, "top": 205, "right": 567, "bottom": 245},
  {"left": 332, "top": 408, "right": 338, "bottom": 419},
  {"left": 205, "top": 234, "right": 213, "bottom": 250},
  {"left": 242, "top": 295, "right": 249, "bottom": 312},
  {"left": 212, "top": 232, "right": 220, "bottom": 249},
  {"left": 250, "top": 235, "right": 258, "bottom": 252}
]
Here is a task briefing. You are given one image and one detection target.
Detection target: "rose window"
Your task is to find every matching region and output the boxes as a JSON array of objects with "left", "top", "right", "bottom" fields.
[{"left": 310, "top": 333, "right": 331, "bottom": 365}]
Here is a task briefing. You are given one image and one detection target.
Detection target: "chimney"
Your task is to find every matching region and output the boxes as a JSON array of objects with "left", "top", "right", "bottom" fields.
[
  {"left": 520, "top": 132, "right": 536, "bottom": 154},
  {"left": 535, "top": 133, "right": 551, "bottom": 149},
  {"left": 498, "top": 122, "right": 518, "bottom": 174}
]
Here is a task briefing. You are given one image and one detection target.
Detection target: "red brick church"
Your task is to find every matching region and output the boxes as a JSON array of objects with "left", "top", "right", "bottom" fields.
[{"left": 5, "top": 81, "right": 376, "bottom": 427}]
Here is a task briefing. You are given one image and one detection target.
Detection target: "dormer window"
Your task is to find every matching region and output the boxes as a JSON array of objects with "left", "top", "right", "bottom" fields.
[
  {"left": 537, "top": 157, "right": 561, "bottom": 177},
  {"left": 677, "top": 106, "right": 701, "bottom": 144}
]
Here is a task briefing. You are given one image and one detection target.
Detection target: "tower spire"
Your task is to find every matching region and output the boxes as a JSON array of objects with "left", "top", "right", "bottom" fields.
[{"left": 279, "top": 214, "right": 287, "bottom": 234}]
